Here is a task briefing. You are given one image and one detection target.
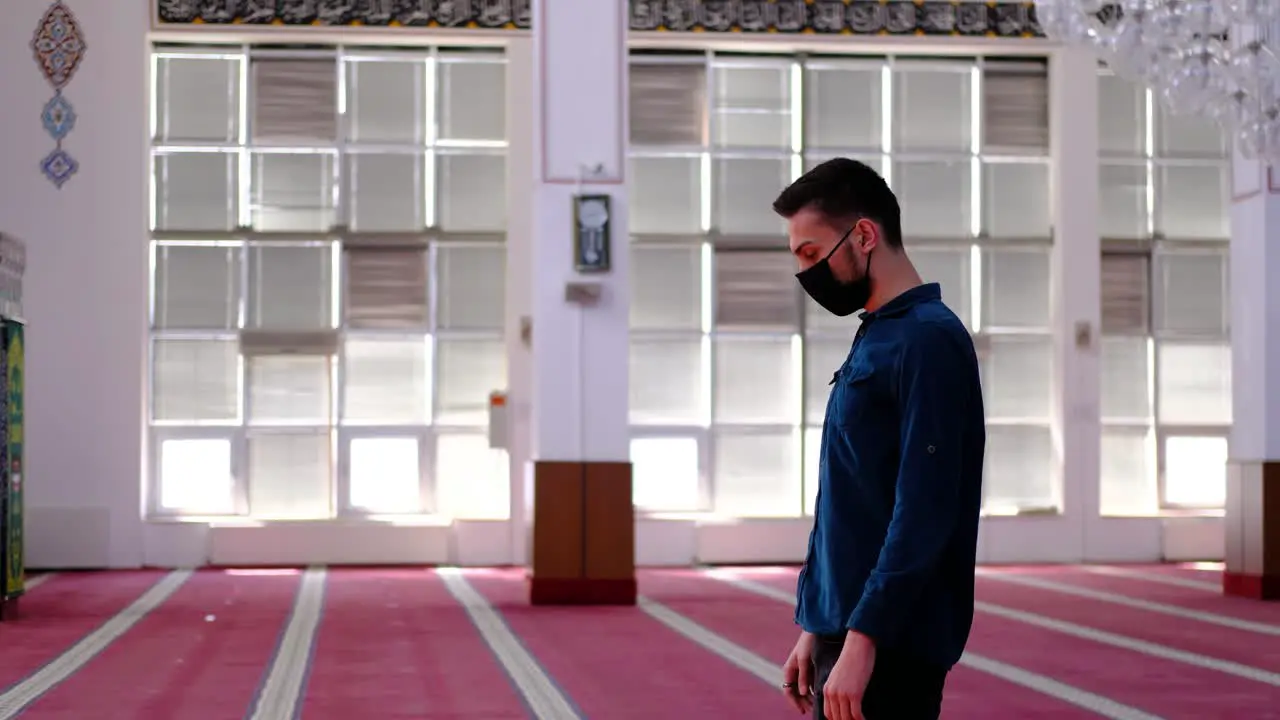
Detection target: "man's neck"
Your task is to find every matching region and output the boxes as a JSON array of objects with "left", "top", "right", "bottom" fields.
[{"left": 863, "top": 254, "right": 924, "bottom": 314}]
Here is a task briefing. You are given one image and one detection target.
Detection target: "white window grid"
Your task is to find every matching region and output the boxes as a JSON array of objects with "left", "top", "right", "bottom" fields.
[
  {"left": 147, "top": 45, "right": 507, "bottom": 520},
  {"left": 630, "top": 52, "right": 1053, "bottom": 517},
  {"left": 1097, "top": 70, "right": 1232, "bottom": 511}
]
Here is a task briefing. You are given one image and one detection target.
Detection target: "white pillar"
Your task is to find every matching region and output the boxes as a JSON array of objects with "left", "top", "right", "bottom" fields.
[
  {"left": 0, "top": 0, "right": 148, "bottom": 567},
  {"left": 1049, "top": 47, "right": 1101, "bottom": 557},
  {"left": 1224, "top": 150, "right": 1280, "bottom": 598},
  {"left": 528, "top": 0, "right": 630, "bottom": 464}
]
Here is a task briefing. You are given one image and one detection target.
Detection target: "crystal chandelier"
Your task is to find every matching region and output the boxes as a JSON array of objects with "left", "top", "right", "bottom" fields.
[{"left": 1035, "top": 0, "right": 1280, "bottom": 161}]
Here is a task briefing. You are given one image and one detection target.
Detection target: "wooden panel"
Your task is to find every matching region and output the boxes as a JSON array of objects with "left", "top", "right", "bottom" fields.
[
  {"left": 1262, "top": 463, "right": 1280, "bottom": 575},
  {"left": 531, "top": 461, "right": 584, "bottom": 580},
  {"left": 583, "top": 462, "right": 636, "bottom": 580}
]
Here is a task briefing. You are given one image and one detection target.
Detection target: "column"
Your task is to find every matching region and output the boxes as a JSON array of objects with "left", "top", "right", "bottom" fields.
[
  {"left": 1049, "top": 47, "right": 1102, "bottom": 558},
  {"left": 1225, "top": 154, "right": 1280, "bottom": 599},
  {"left": 518, "top": 0, "right": 633, "bottom": 605},
  {"left": 0, "top": 1, "right": 148, "bottom": 567}
]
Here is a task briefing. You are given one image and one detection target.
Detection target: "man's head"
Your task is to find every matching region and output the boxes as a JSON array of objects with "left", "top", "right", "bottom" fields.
[{"left": 773, "top": 158, "right": 903, "bottom": 317}]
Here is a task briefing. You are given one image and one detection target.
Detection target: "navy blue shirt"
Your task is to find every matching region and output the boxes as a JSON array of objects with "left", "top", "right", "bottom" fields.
[{"left": 795, "top": 283, "right": 985, "bottom": 669}]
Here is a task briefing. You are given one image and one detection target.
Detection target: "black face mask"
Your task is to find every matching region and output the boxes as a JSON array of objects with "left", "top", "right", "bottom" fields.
[{"left": 796, "top": 227, "right": 872, "bottom": 317}]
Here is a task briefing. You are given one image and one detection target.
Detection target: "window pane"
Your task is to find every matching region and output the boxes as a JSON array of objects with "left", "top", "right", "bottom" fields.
[
  {"left": 803, "top": 426, "right": 821, "bottom": 515},
  {"left": 248, "top": 355, "right": 332, "bottom": 425},
  {"left": 343, "top": 337, "right": 429, "bottom": 424},
  {"left": 251, "top": 153, "right": 337, "bottom": 232},
  {"left": 154, "top": 244, "right": 241, "bottom": 330},
  {"left": 350, "top": 437, "right": 422, "bottom": 513},
  {"left": 1157, "top": 341, "right": 1231, "bottom": 424},
  {"left": 632, "top": 437, "right": 700, "bottom": 511},
  {"left": 346, "top": 59, "right": 424, "bottom": 144},
  {"left": 984, "top": 424, "right": 1054, "bottom": 512},
  {"left": 1099, "top": 164, "right": 1147, "bottom": 238},
  {"left": 631, "top": 338, "right": 704, "bottom": 425},
  {"left": 893, "top": 65, "right": 972, "bottom": 151},
  {"left": 713, "top": 157, "right": 789, "bottom": 236},
  {"left": 346, "top": 154, "right": 424, "bottom": 231},
  {"left": 984, "top": 162, "right": 1050, "bottom": 238},
  {"left": 248, "top": 432, "right": 331, "bottom": 519},
  {"left": 438, "top": 58, "right": 505, "bottom": 142},
  {"left": 632, "top": 244, "right": 701, "bottom": 330},
  {"left": 804, "top": 65, "right": 881, "bottom": 150},
  {"left": 895, "top": 160, "right": 970, "bottom": 238},
  {"left": 438, "top": 153, "right": 505, "bottom": 231},
  {"left": 155, "top": 56, "right": 240, "bottom": 143},
  {"left": 435, "top": 338, "right": 505, "bottom": 425},
  {"left": 713, "top": 431, "right": 800, "bottom": 517},
  {"left": 1098, "top": 74, "right": 1145, "bottom": 156},
  {"left": 1164, "top": 435, "right": 1228, "bottom": 507},
  {"left": 154, "top": 153, "right": 238, "bottom": 231},
  {"left": 437, "top": 244, "right": 505, "bottom": 330},
  {"left": 981, "top": 335, "right": 1052, "bottom": 420},
  {"left": 1156, "top": 165, "right": 1229, "bottom": 239},
  {"left": 714, "top": 250, "right": 798, "bottom": 330},
  {"left": 911, "top": 245, "right": 972, "bottom": 328},
  {"left": 158, "top": 437, "right": 235, "bottom": 514},
  {"left": 1101, "top": 337, "right": 1152, "bottom": 420},
  {"left": 630, "top": 156, "right": 702, "bottom": 235},
  {"left": 247, "top": 243, "right": 333, "bottom": 330},
  {"left": 1100, "top": 427, "right": 1157, "bottom": 516},
  {"left": 713, "top": 65, "right": 790, "bottom": 149},
  {"left": 982, "top": 246, "right": 1050, "bottom": 329},
  {"left": 1155, "top": 106, "right": 1227, "bottom": 158},
  {"left": 630, "top": 62, "right": 706, "bottom": 146},
  {"left": 435, "top": 433, "right": 509, "bottom": 520},
  {"left": 804, "top": 338, "right": 850, "bottom": 425},
  {"left": 345, "top": 248, "right": 429, "bottom": 329},
  {"left": 153, "top": 338, "right": 239, "bottom": 422},
  {"left": 250, "top": 58, "right": 338, "bottom": 143},
  {"left": 804, "top": 294, "right": 862, "bottom": 335},
  {"left": 714, "top": 337, "right": 796, "bottom": 424},
  {"left": 1155, "top": 250, "right": 1228, "bottom": 336}
]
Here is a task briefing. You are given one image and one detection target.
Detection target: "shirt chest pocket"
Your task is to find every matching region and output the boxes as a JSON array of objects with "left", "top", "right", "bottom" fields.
[{"left": 828, "top": 363, "right": 879, "bottom": 431}]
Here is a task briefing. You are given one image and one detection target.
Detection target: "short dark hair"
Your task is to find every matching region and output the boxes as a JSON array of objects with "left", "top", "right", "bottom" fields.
[{"left": 772, "top": 157, "right": 903, "bottom": 248}]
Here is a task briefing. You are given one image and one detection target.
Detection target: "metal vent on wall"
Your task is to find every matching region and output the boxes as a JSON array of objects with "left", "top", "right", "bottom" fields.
[
  {"left": 984, "top": 62, "right": 1049, "bottom": 151},
  {"left": 1101, "top": 250, "right": 1151, "bottom": 334},
  {"left": 630, "top": 63, "right": 707, "bottom": 146},
  {"left": 251, "top": 58, "right": 338, "bottom": 142},
  {"left": 345, "top": 248, "right": 429, "bottom": 329},
  {"left": 714, "top": 249, "right": 799, "bottom": 329}
]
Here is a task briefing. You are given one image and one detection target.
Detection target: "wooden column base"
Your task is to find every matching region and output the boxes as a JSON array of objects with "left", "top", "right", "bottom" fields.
[
  {"left": 0, "top": 597, "right": 20, "bottom": 621},
  {"left": 1224, "top": 460, "right": 1280, "bottom": 601},
  {"left": 529, "top": 460, "right": 636, "bottom": 606}
]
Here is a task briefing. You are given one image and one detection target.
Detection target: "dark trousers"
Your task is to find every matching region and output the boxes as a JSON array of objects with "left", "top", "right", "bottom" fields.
[{"left": 812, "top": 635, "right": 948, "bottom": 720}]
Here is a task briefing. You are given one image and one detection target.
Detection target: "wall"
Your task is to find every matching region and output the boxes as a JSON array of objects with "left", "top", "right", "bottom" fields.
[{"left": 0, "top": 0, "right": 149, "bottom": 568}]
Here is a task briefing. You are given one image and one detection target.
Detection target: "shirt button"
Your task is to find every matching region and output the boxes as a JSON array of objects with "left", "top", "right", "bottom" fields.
[{"left": 927, "top": 445, "right": 936, "bottom": 454}]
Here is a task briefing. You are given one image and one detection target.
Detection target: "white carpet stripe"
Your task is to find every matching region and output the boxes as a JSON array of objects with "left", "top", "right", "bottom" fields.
[
  {"left": 437, "top": 569, "right": 580, "bottom": 720},
  {"left": 1081, "top": 566, "right": 1221, "bottom": 593},
  {"left": 0, "top": 569, "right": 192, "bottom": 718},
  {"left": 638, "top": 597, "right": 778, "bottom": 684},
  {"left": 707, "top": 571, "right": 1170, "bottom": 720},
  {"left": 247, "top": 567, "right": 326, "bottom": 720},
  {"left": 977, "top": 570, "right": 1280, "bottom": 636},
  {"left": 22, "top": 573, "right": 52, "bottom": 592}
]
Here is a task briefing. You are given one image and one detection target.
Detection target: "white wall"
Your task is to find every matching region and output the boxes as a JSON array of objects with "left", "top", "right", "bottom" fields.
[
  {"left": 0, "top": 0, "right": 149, "bottom": 568},
  {"left": 0, "top": 6, "right": 1225, "bottom": 569}
]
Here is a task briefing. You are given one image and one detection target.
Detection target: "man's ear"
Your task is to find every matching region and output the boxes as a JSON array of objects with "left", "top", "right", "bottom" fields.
[{"left": 853, "top": 218, "right": 880, "bottom": 251}]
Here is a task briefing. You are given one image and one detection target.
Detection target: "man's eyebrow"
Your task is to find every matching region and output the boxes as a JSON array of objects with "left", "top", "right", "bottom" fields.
[{"left": 793, "top": 239, "right": 817, "bottom": 252}]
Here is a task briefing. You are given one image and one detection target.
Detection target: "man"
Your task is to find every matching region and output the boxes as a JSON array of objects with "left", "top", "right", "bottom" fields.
[{"left": 775, "top": 158, "right": 986, "bottom": 720}]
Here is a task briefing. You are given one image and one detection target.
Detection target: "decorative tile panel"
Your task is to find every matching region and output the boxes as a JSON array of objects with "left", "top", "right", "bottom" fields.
[
  {"left": 155, "top": 0, "right": 532, "bottom": 29},
  {"left": 31, "top": 2, "right": 86, "bottom": 190},
  {"left": 628, "top": 0, "right": 1045, "bottom": 38}
]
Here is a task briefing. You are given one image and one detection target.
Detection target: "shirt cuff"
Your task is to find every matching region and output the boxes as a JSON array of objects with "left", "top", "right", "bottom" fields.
[{"left": 847, "top": 591, "right": 892, "bottom": 646}]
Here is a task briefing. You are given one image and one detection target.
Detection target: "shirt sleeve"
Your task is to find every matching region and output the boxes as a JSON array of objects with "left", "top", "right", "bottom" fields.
[{"left": 846, "top": 321, "right": 973, "bottom": 644}]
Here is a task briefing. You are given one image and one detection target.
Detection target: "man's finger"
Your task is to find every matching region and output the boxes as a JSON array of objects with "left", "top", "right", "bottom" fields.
[
  {"left": 797, "top": 656, "right": 811, "bottom": 696},
  {"left": 825, "top": 690, "right": 851, "bottom": 720}
]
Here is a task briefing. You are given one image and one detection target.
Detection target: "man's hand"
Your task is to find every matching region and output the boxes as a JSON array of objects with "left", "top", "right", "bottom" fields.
[
  {"left": 822, "top": 632, "right": 876, "bottom": 720},
  {"left": 781, "top": 631, "right": 816, "bottom": 714}
]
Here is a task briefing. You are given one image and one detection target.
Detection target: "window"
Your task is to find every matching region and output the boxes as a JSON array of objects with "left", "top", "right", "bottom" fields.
[
  {"left": 627, "top": 54, "right": 1052, "bottom": 517},
  {"left": 1096, "top": 70, "right": 1231, "bottom": 514},
  {"left": 149, "top": 45, "right": 508, "bottom": 519}
]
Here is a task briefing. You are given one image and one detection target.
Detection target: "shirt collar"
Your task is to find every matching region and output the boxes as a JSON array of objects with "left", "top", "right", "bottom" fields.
[{"left": 860, "top": 283, "right": 941, "bottom": 322}]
